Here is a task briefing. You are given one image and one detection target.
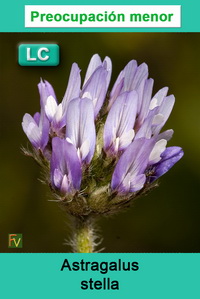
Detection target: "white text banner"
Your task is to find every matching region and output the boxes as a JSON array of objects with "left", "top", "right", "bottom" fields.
[{"left": 25, "top": 5, "right": 181, "bottom": 28}]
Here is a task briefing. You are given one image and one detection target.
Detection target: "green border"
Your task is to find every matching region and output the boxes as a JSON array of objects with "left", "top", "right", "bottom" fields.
[
  {"left": 1, "top": 1, "right": 200, "bottom": 32},
  {"left": 1, "top": 253, "right": 199, "bottom": 298},
  {"left": 1, "top": 1, "right": 200, "bottom": 298}
]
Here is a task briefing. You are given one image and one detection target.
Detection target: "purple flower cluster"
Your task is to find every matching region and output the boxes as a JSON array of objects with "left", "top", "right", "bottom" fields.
[{"left": 22, "top": 54, "right": 183, "bottom": 200}]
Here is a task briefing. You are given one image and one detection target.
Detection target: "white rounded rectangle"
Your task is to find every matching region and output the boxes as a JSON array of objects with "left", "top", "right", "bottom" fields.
[{"left": 25, "top": 5, "right": 181, "bottom": 28}]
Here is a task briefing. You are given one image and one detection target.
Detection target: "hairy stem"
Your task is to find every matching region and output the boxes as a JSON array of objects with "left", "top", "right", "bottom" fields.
[{"left": 71, "top": 217, "right": 96, "bottom": 253}]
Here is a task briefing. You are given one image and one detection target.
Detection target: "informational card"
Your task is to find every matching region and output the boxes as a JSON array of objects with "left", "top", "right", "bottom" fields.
[{"left": 1, "top": 1, "right": 200, "bottom": 298}]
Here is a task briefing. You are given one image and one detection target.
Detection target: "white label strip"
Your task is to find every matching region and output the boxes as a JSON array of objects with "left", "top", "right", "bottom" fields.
[{"left": 25, "top": 5, "right": 181, "bottom": 28}]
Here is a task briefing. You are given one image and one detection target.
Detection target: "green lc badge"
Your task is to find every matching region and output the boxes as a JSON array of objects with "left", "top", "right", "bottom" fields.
[{"left": 18, "top": 44, "right": 60, "bottom": 66}]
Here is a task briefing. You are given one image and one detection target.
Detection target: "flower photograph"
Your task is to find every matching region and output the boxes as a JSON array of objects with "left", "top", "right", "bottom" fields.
[{"left": 0, "top": 33, "right": 199, "bottom": 252}]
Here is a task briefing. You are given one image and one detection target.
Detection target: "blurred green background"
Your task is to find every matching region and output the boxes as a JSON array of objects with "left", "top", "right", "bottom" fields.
[{"left": 0, "top": 33, "right": 200, "bottom": 252}]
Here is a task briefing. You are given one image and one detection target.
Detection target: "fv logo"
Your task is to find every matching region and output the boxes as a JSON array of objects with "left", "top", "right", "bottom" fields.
[{"left": 8, "top": 234, "right": 23, "bottom": 248}]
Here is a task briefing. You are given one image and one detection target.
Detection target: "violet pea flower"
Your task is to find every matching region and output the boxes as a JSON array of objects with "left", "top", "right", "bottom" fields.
[
  {"left": 103, "top": 90, "right": 138, "bottom": 156},
  {"left": 83, "top": 54, "right": 112, "bottom": 90},
  {"left": 65, "top": 97, "right": 96, "bottom": 164},
  {"left": 147, "top": 146, "right": 184, "bottom": 183},
  {"left": 22, "top": 79, "right": 54, "bottom": 151},
  {"left": 111, "top": 138, "right": 155, "bottom": 194},
  {"left": 108, "top": 60, "right": 148, "bottom": 112},
  {"left": 44, "top": 64, "right": 81, "bottom": 132},
  {"left": 81, "top": 54, "right": 112, "bottom": 118},
  {"left": 111, "top": 135, "right": 183, "bottom": 195},
  {"left": 51, "top": 137, "right": 82, "bottom": 194},
  {"left": 135, "top": 93, "right": 175, "bottom": 139},
  {"left": 22, "top": 112, "right": 49, "bottom": 151}
]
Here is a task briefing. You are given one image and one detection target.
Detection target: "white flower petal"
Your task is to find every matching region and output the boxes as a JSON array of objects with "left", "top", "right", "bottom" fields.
[
  {"left": 53, "top": 168, "right": 63, "bottom": 188},
  {"left": 152, "top": 113, "right": 164, "bottom": 125},
  {"left": 45, "top": 96, "right": 58, "bottom": 121},
  {"left": 119, "top": 129, "right": 135, "bottom": 150},
  {"left": 149, "top": 139, "right": 167, "bottom": 164},
  {"left": 66, "top": 137, "right": 73, "bottom": 144},
  {"left": 60, "top": 174, "right": 70, "bottom": 193},
  {"left": 149, "top": 98, "right": 159, "bottom": 110},
  {"left": 114, "top": 137, "right": 120, "bottom": 152},
  {"left": 80, "top": 139, "right": 90, "bottom": 161},
  {"left": 54, "top": 103, "right": 63, "bottom": 123},
  {"left": 82, "top": 91, "right": 92, "bottom": 100}
]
